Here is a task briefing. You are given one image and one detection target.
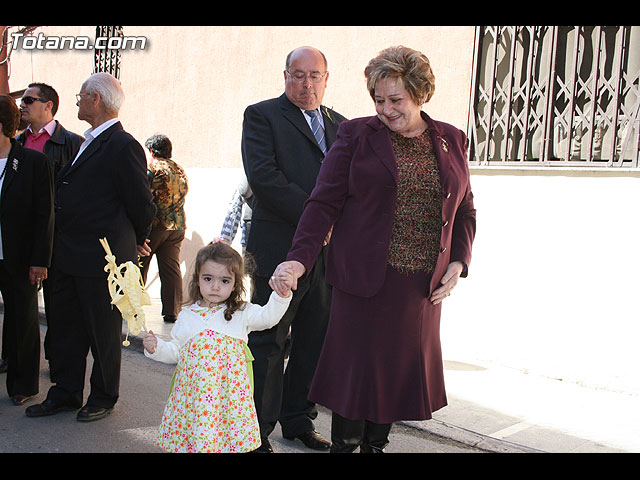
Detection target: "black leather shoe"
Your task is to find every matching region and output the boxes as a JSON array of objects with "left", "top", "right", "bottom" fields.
[
  {"left": 250, "top": 438, "right": 273, "bottom": 453},
  {"left": 76, "top": 405, "right": 114, "bottom": 422},
  {"left": 284, "top": 430, "right": 331, "bottom": 450},
  {"left": 25, "top": 399, "right": 79, "bottom": 417}
]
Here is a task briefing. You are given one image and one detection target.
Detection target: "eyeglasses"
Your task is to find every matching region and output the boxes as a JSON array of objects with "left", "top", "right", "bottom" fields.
[
  {"left": 286, "top": 70, "right": 327, "bottom": 83},
  {"left": 21, "top": 96, "right": 48, "bottom": 105},
  {"left": 75, "top": 93, "right": 92, "bottom": 102}
]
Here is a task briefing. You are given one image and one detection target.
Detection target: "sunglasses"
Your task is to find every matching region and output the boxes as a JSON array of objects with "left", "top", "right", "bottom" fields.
[{"left": 21, "top": 96, "right": 49, "bottom": 105}]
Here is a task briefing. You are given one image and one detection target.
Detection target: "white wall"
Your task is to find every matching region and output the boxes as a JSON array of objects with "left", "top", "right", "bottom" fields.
[{"left": 441, "top": 169, "right": 640, "bottom": 395}]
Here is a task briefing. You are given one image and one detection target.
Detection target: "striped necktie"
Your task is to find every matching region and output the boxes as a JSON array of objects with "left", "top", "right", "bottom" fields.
[{"left": 305, "top": 109, "right": 327, "bottom": 154}]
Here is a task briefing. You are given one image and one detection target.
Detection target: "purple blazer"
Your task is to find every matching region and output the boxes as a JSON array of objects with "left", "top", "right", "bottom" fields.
[{"left": 287, "top": 112, "right": 476, "bottom": 298}]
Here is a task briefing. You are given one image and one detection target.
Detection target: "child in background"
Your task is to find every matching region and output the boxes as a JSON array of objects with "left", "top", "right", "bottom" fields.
[{"left": 143, "top": 241, "right": 294, "bottom": 453}]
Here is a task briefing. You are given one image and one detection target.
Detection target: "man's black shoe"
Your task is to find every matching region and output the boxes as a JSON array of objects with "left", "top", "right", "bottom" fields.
[
  {"left": 76, "top": 405, "right": 114, "bottom": 422},
  {"left": 284, "top": 430, "right": 331, "bottom": 450},
  {"left": 25, "top": 399, "right": 79, "bottom": 417}
]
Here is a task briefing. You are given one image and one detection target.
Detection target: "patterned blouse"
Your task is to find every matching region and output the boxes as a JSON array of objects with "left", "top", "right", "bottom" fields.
[
  {"left": 147, "top": 158, "right": 189, "bottom": 230},
  {"left": 387, "top": 129, "right": 442, "bottom": 273}
]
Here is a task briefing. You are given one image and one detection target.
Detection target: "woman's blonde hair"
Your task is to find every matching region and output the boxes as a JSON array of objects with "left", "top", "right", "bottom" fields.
[
  {"left": 364, "top": 46, "right": 436, "bottom": 106},
  {"left": 186, "top": 242, "right": 252, "bottom": 321}
]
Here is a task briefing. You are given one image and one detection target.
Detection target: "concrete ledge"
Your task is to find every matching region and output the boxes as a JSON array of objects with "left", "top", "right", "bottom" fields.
[{"left": 401, "top": 419, "right": 543, "bottom": 453}]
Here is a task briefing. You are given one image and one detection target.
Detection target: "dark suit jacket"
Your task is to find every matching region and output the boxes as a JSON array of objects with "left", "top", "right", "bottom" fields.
[
  {"left": 53, "top": 121, "right": 156, "bottom": 277},
  {"left": 0, "top": 139, "right": 54, "bottom": 271},
  {"left": 287, "top": 112, "right": 477, "bottom": 298},
  {"left": 242, "top": 93, "right": 347, "bottom": 276}
]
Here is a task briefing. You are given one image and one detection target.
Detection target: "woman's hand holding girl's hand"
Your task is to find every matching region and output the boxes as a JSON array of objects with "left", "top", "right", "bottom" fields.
[{"left": 269, "top": 261, "right": 306, "bottom": 298}]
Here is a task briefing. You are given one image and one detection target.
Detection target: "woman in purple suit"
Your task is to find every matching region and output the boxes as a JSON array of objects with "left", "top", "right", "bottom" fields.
[{"left": 270, "top": 46, "right": 477, "bottom": 453}]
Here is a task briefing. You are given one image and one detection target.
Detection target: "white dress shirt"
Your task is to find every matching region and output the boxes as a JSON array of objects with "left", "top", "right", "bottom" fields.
[{"left": 72, "top": 118, "right": 120, "bottom": 166}]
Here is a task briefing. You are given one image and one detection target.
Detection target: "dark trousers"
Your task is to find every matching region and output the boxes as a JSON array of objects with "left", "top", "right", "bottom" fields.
[
  {"left": 0, "top": 261, "right": 40, "bottom": 397},
  {"left": 45, "top": 268, "right": 122, "bottom": 409},
  {"left": 42, "top": 277, "right": 53, "bottom": 360},
  {"left": 139, "top": 227, "right": 185, "bottom": 317},
  {"left": 248, "top": 250, "right": 331, "bottom": 439},
  {"left": 331, "top": 412, "right": 392, "bottom": 453}
]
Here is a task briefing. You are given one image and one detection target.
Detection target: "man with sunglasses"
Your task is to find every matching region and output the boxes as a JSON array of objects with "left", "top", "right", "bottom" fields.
[
  {"left": 16, "top": 83, "right": 83, "bottom": 180},
  {"left": 14, "top": 83, "right": 83, "bottom": 366}
]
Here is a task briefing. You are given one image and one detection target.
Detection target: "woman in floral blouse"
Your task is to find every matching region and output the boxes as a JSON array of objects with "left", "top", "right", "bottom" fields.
[{"left": 140, "top": 134, "right": 189, "bottom": 323}]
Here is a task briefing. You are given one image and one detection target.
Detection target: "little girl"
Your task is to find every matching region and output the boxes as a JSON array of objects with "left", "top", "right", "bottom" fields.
[{"left": 143, "top": 241, "right": 294, "bottom": 453}]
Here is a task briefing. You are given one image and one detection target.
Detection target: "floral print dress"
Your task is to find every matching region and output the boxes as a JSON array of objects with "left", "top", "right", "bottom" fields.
[{"left": 157, "top": 305, "right": 260, "bottom": 453}]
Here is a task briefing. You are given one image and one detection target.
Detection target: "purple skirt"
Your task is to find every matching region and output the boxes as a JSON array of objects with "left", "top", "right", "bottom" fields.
[{"left": 308, "top": 265, "right": 447, "bottom": 424}]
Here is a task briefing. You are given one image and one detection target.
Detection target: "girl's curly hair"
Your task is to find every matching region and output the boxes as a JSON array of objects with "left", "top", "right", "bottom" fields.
[{"left": 186, "top": 242, "right": 253, "bottom": 321}]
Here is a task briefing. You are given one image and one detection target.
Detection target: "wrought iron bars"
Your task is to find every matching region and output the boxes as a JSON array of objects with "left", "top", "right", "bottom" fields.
[
  {"left": 468, "top": 26, "right": 640, "bottom": 167},
  {"left": 93, "top": 26, "right": 123, "bottom": 79}
]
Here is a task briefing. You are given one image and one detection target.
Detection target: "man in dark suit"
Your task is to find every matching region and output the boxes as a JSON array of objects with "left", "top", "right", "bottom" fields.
[
  {"left": 241, "top": 46, "right": 346, "bottom": 452},
  {"left": 15, "top": 82, "right": 83, "bottom": 363},
  {"left": 25, "top": 72, "right": 156, "bottom": 422}
]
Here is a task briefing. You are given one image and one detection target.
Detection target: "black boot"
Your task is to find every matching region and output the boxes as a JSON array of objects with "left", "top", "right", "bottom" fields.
[
  {"left": 360, "top": 421, "right": 391, "bottom": 453},
  {"left": 330, "top": 412, "right": 365, "bottom": 453}
]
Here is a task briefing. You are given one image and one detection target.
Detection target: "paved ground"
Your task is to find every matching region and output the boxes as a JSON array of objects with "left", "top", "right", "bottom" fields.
[
  {"left": 0, "top": 328, "right": 484, "bottom": 454},
  {"left": 3, "top": 295, "right": 638, "bottom": 453}
]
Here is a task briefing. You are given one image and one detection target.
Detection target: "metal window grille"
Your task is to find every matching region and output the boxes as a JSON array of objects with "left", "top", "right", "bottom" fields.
[
  {"left": 93, "top": 26, "right": 123, "bottom": 79},
  {"left": 467, "top": 26, "right": 640, "bottom": 167}
]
